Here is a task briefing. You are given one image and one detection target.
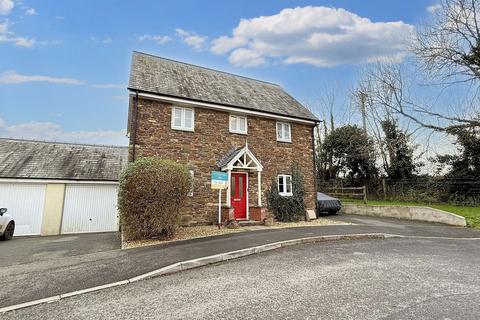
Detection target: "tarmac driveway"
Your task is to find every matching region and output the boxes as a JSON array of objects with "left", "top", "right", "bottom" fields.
[{"left": 0, "top": 232, "right": 121, "bottom": 267}]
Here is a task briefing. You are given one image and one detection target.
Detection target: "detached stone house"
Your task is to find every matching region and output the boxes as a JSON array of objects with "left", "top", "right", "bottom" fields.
[{"left": 127, "top": 51, "right": 320, "bottom": 225}]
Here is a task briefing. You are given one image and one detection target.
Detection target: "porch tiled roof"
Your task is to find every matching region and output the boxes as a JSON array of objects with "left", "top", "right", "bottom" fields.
[{"left": 216, "top": 147, "right": 243, "bottom": 169}]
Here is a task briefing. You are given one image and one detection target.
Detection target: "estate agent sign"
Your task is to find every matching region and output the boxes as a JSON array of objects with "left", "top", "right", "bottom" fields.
[
  {"left": 211, "top": 171, "right": 228, "bottom": 189},
  {"left": 211, "top": 171, "right": 228, "bottom": 225}
]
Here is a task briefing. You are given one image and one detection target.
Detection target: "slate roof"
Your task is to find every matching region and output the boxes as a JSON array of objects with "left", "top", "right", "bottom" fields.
[
  {"left": 128, "top": 51, "right": 319, "bottom": 122},
  {"left": 216, "top": 147, "right": 243, "bottom": 169},
  {"left": 0, "top": 138, "right": 129, "bottom": 181}
]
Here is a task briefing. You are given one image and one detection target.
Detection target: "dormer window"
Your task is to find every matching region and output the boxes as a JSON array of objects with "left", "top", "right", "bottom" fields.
[
  {"left": 276, "top": 122, "right": 291, "bottom": 142},
  {"left": 229, "top": 115, "right": 247, "bottom": 134},
  {"left": 171, "top": 106, "right": 194, "bottom": 131}
]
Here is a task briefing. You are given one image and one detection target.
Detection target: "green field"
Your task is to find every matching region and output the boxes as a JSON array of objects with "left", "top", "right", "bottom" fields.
[{"left": 342, "top": 199, "right": 480, "bottom": 229}]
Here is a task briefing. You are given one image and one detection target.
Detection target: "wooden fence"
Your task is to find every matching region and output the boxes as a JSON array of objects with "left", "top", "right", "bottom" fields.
[{"left": 321, "top": 186, "right": 367, "bottom": 204}]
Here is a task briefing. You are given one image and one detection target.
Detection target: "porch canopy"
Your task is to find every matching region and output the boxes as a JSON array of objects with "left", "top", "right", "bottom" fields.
[{"left": 217, "top": 143, "right": 263, "bottom": 206}]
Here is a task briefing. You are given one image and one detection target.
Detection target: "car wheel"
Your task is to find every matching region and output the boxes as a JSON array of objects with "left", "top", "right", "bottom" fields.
[{"left": 0, "top": 222, "right": 14, "bottom": 241}]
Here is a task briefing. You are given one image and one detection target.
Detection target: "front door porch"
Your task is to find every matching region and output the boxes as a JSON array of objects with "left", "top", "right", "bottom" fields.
[{"left": 217, "top": 143, "right": 265, "bottom": 222}]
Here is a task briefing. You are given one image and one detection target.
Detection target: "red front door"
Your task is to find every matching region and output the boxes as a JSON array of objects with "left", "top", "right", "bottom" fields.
[{"left": 231, "top": 173, "right": 247, "bottom": 220}]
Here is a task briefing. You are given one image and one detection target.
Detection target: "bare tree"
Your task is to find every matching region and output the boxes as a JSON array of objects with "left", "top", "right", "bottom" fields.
[
  {"left": 353, "top": 0, "right": 479, "bottom": 132},
  {"left": 362, "top": 62, "right": 480, "bottom": 131},
  {"left": 415, "top": 0, "right": 480, "bottom": 82}
]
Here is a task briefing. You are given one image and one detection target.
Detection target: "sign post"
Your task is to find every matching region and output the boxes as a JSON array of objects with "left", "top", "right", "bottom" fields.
[{"left": 211, "top": 171, "right": 228, "bottom": 226}]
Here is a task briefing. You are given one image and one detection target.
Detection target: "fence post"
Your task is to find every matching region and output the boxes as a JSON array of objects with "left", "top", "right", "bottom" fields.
[
  {"left": 382, "top": 178, "right": 386, "bottom": 200},
  {"left": 363, "top": 186, "right": 367, "bottom": 205}
]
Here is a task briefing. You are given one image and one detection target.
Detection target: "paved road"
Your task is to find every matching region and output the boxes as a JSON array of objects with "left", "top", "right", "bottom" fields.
[
  {"left": 1, "top": 215, "right": 479, "bottom": 309},
  {"left": 4, "top": 237, "right": 480, "bottom": 319}
]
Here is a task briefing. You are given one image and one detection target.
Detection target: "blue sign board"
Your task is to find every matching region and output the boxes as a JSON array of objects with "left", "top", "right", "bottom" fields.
[{"left": 211, "top": 171, "right": 228, "bottom": 189}]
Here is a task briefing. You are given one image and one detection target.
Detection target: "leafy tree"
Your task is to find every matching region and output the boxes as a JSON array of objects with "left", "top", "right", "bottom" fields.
[
  {"left": 381, "top": 118, "right": 417, "bottom": 180},
  {"left": 434, "top": 127, "right": 480, "bottom": 202},
  {"left": 436, "top": 127, "right": 480, "bottom": 179},
  {"left": 320, "top": 125, "right": 377, "bottom": 186}
]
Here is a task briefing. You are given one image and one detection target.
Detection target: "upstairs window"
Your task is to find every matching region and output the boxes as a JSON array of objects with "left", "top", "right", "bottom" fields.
[
  {"left": 278, "top": 174, "right": 293, "bottom": 196},
  {"left": 229, "top": 115, "right": 247, "bottom": 134},
  {"left": 276, "top": 122, "right": 291, "bottom": 142},
  {"left": 171, "top": 106, "right": 194, "bottom": 131}
]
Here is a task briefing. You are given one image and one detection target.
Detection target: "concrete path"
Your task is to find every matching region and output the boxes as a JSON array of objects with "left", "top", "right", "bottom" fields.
[
  {"left": 0, "top": 214, "right": 479, "bottom": 309},
  {"left": 4, "top": 237, "right": 480, "bottom": 320}
]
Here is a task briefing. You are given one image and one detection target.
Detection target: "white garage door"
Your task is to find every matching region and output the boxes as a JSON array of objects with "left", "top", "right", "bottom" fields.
[
  {"left": 61, "top": 184, "right": 119, "bottom": 234},
  {"left": 0, "top": 183, "right": 46, "bottom": 236}
]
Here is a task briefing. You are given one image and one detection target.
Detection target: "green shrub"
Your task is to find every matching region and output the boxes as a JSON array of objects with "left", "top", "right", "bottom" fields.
[
  {"left": 118, "top": 157, "right": 191, "bottom": 241},
  {"left": 267, "top": 163, "right": 306, "bottom": 222}
]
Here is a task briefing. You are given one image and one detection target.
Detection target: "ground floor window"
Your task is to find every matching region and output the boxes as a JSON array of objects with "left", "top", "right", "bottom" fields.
[{"left": 278, "top": 174, "right": 292, "bottom": 196}]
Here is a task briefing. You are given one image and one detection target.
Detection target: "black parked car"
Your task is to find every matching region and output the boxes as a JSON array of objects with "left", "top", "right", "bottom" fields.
[{"left": 316, "top": 192, "right": 342, "bottom": 215}]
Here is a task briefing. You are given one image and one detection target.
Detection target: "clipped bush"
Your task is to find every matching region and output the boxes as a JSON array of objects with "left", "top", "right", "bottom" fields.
[
  {"left": 118, "top": 157, "right": 191, "bottom": 241},
  {"left": 267, "top": 163, "right": 306, "bottom": 222}
]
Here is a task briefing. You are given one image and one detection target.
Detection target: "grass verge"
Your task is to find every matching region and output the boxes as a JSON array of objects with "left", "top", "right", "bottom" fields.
[{"left": 342, "top": 199, "right": 480, "bottom": 229}]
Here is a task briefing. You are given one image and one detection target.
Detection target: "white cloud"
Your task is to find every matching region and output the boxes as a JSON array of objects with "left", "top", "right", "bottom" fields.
[
  {"left": 427, "top": 4, "right": 442, "bottom": 13},
  {"left": 92, "top": 83, "right": 125, "bottom": 89},
  {"left": 38, "top": 39, "right": 63, "bottom": 46},
  {"left": 89, "top": 36, "right": 114, "bottom": 44},
  {"left": 0, "top": 117, "right": 128, "bottom": 145},
  {"left": 0, "top": 0, "right": 14, "bottom": 15},
  {"left": 11, "top": 36, "right": 35, "bottom": 47},
  {"left": 137, "top": 34, "right": 171, "bottom": 44},
  {"left": 211, "top": 6, "right": 415, "bottom": 67},
  {"left": 0, "top": 71, "right": 126, "bottom": 89},
  {"left": 25, "top": 7, "right": 36, "bottom": 16},
  {"left": 229, "top": 48, "right": 265, "bottom": 67},
  {"left": 0, "top": 19, "right": 7, "bottom": 33},
  {"left": 211, "top": 35, "right": 248, "bottom": 54},
  {"left": 0, "top": 19, "right": 36, "bottom": 47},
  {"left": 0, "top": 71, "right": 85, "bottom": 84},
  {"left": 175, "top": 28, "right": 208, "bottom": 50}
]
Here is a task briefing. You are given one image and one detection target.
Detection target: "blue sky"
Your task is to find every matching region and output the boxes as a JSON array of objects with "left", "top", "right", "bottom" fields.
[{"left": 0, "top": 0, "right": 440, "bottom": 146}]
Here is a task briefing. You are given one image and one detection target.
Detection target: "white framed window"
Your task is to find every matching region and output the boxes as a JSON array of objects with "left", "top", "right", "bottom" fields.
[
  {"left": 276, "top": 122, "right": 291, "bottom": 142},
  {"left": 229, "top": 114, "right": 247, "bottom": 134},
  {"left": 278, "top": 174, "right": 293, "bottom": 196},
  {"left": 171, "top": 106, "right": 194, "bottom": 131},
  {"left": 188, "top": 170, "right": 194, "bottom": 196}
]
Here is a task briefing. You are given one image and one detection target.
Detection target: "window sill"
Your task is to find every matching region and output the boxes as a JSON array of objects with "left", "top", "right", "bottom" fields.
[
  {"left": 279, "top": 193, "right": 293, "bottom": 197},
  {"left": 229, "top": 130, "right": 248, "bottom": 135},
  {"left": 171, "top": 127, "right": 195, "bottom": 132},
  {"left": 277, "top": 139, "right": 292, "bottom": 143}
]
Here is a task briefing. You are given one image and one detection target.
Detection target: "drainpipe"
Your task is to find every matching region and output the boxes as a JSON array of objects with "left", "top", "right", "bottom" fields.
[
  {"left": 311, "top": 121, "right": 321, "bottom": 215},
  {"left": 131, "top": 91, "right": 139, "bottom": 162}
]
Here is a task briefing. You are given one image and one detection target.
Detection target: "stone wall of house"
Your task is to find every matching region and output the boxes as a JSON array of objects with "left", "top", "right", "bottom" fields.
[{"left": 130, "top": 98, "right": 316, "bottom": 225}]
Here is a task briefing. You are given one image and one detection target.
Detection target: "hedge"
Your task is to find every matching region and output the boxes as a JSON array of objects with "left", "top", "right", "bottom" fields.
[{"left": 118, "top": 157, "right": 191, "bottom": 241}]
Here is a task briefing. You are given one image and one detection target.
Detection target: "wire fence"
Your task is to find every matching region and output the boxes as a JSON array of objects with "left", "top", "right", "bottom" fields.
[{"left": 318, "top": 177, "right": 480, "bottom": 206}]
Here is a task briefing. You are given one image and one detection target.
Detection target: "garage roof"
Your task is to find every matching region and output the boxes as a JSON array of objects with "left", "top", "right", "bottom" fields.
[{"left": 0, "top": 138, "right": 128, "bottom": 181}]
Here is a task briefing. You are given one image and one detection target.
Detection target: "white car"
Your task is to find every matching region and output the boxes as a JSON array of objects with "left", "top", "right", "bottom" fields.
[{"left": 0, "top": 208, "right": 15, "bottom": 241}]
